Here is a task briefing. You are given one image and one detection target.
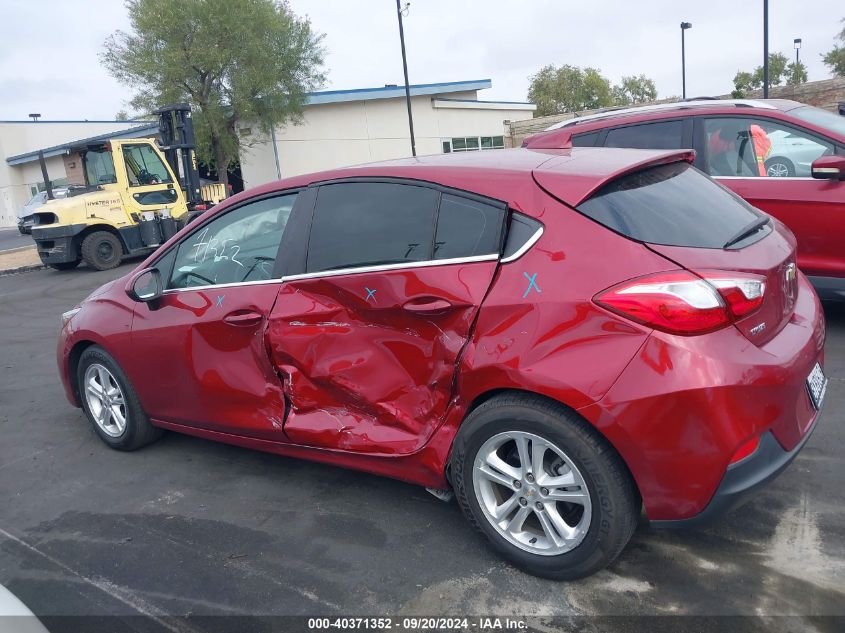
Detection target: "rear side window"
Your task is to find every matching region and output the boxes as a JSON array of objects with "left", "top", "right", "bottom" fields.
[
  {"left": 307, "top": 183, "right": 438, "bottom": 272},
  {"left": 502, "top": 213, "right": 543, "bottom": 260},
  {"left": 577, "top": 162, "right": 766, "bottom": 248},
  {"left": 604, "top": 121, "right": 684, "bottom": 150},
  {"left": 434, "top": 194, "right": 504, "bottom": 260},
  {"left": 572, "top": 131, "right": 600, "bottom": 147}
]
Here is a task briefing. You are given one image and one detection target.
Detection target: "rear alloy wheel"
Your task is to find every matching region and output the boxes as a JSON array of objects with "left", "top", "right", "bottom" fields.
[
  {"left": 77, "top": 345, "right": 162, "bottom": 450},
  {"left": 81, "top": 231, "right": 123, "bottom": 270},
  {"left": 451, "top": 393, "right": 639, "bottom": 580},
  {"left": 472, "top": 431, "right": 592, "bottom": 555}
]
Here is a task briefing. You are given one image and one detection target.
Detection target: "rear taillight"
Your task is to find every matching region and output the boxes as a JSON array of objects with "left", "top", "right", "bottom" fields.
[
  {"left": 594, "top": 271, "right": 766, "bottom": 335},
  {"left": 701, "top": 272, "right": 766, "bottom": 318}
]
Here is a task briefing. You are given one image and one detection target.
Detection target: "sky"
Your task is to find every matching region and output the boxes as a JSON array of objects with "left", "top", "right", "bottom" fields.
[{"left": 0, "top": 0, "right": 842, "bottom": 120}]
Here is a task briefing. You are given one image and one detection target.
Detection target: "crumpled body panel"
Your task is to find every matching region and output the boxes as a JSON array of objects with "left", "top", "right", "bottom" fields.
[
  {"left": 128, "top": 284, "right": 288, "bottom": 439},
  {"left": 268, "top": 263, "right": 498, "bottom": 454}
]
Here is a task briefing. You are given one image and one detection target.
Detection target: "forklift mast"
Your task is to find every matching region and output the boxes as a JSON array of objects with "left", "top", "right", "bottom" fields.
[{"left": 155, "top": 103, "right": 204, "bottom": 209}]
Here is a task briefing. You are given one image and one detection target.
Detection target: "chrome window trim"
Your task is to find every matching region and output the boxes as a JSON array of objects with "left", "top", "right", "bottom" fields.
[
  {"left": 162, "top": 278, "right": 284, "bottom": 294},
  {"left": 161, "top": 254, "right": 502, "bottom": 292},
  {"left": 501, "top": 226, "right": 544, "bottom": 263},
  {"left": 282, "top": 253, "right": 499, "bottom": 282}
]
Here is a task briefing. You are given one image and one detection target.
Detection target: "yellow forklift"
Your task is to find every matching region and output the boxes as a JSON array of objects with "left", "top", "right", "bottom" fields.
[{"left": 31, "top": 104, "right": 225, "bottom": 270}]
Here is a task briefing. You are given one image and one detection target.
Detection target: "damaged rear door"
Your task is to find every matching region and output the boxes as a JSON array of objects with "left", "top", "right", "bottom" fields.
[{"left": 269, "top": 180, "right": 506, "bottom": 455}]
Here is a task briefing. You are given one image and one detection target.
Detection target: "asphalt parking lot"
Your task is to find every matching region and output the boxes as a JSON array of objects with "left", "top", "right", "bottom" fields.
[
  {"left": 0, "top": 228, "right": 31, "bottom": 253},
  {"left": 0, "top": 263, "right": 843, "bottom": 631}
]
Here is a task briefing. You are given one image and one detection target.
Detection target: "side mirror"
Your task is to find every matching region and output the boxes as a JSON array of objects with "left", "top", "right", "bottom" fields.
[
  {"left": 811, "top": 155, "right": 845, "bottom": 181},
  {"left": 125, "top": 267, "right": 163, "bottom": 303}
]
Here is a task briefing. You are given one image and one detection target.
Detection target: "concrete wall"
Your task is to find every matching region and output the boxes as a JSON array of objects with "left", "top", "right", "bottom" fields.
[
  {"left": 0, "top": 121, "right": 137, "bottom": 227},
  {"left": 746, "top": 77, "right": 845, "bottom": 111},
  {"left": 239, "top": 94, "right": 535, "bottom": 189},
  {"left": 507, "top": 78, "right": 845, "bottom": 148}
]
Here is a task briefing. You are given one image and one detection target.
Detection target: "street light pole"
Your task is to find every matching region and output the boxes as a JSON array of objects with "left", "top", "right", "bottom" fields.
[
  {"left": 763, "top": 0, "right": 769, "bottom": 98},
  {"left": 794, "top": 38, "right": 802, "bottom": 64},
  {"left": 680, "top": 22, "right": 692, "bottom": 99},
  {"left": 396, "top": 0, "right": 416, "bottom": 157}
]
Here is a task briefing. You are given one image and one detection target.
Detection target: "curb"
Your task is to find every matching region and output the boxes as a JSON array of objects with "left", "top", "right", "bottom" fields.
[{"left": 0, "top": 264, "right": 46, "bottom": 278}]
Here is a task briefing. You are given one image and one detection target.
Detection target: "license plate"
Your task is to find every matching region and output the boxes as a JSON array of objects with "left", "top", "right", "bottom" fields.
[{"left": 806, "top": 362, "right": 828, "bottom": 410}]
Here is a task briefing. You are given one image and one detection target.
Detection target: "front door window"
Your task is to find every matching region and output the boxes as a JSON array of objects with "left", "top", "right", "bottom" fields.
[
  {"left": 702, "top": 118, "right": 835, "bottom": 178},
  {"left": 122, "top": 144, "right": 174, "bottom": 186},
  {"left": 169, "top": 193, "right": 297, "bottom": 288}
]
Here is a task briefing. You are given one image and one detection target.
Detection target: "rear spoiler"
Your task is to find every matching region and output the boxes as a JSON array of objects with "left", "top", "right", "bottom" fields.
[
  {"left": 523, "top": 129, "right": 573, "bottom": 149},
  {"left": 532, "top": 149, "right": 696, "bottom": 207}
]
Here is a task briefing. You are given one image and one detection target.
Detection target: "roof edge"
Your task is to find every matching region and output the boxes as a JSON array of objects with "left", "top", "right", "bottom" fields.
[
  {"left": 6, "top": 123, "right": 160, "bottom": 166},
  {"left": 306, "top": 79, "right": 492, "bottom": 105}
]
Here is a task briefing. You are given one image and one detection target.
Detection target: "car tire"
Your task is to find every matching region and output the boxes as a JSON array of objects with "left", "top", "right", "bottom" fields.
[
  {"left": 48, "top": 261, "right": 81, "bottom": 271},
  {"left": 765, "top": 157, "right": 795, "bottom": 178},
  {"left": 77, "top": 345, "right": 162, "bottom": 451},
  {"left": 450, "top": 392, "right": 639, "bottom": 580},
  {"left": 81, "top": 231, "right": 123, "bottom": 271}
]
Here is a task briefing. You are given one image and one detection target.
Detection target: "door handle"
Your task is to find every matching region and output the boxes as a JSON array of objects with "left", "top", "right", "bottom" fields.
[
  {"left": 402, "top": 298, "right": 453, "bottom": 314},
  {"left": 223, "top": 310, "right": 264, "bottom": 327}
]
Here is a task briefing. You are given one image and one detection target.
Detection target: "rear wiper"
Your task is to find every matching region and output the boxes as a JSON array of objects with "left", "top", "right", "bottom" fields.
[{"left": 723, "top": 215, "right": 770, "bottom": 248}]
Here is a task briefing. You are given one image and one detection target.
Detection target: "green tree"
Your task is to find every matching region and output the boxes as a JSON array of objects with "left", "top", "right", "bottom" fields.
[
  {"left": 101, "top": 0, "right": 325, "bottom": 186},
  {"left": 822, "top": 18, "right": 845, "bottom": 77},
  {"left": 731, "top": 70, "right": 757, "bottom": 98},
  {"left": 786, "top": 60, "right": 809, "bottom": 85},
  {"left": 731, "top": 52, "right": 791, "bottom": 97},
  {"left": 528, "top": 65, "right": 614, "bottom": 116},
  {"left": 114, "top": 109, "right": 129, "bottom": 121},
  {"left": 612, "top": 75, "right": 658, "bottom": 106}
]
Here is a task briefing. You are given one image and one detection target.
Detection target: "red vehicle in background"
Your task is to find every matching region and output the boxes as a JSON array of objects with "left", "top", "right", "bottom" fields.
[
  {"left": 525, "top": 99, "right": 845, "bottom": 300},
  {"left": 57, "top": 147, "right": 826, "bottom": 579}
]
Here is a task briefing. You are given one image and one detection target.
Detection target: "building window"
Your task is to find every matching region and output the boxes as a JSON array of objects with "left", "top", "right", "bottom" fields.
[{"left": 443, "top": 136, "right": 505, "bottom": 153}]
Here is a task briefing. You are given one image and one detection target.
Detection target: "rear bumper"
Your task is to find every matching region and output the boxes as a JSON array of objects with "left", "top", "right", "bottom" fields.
[
  {"left": 651, "top": 414, "right": 821, "bottom": 528},
  {"left": 578, "top": 273, "right": 826, "bottom": 521}
]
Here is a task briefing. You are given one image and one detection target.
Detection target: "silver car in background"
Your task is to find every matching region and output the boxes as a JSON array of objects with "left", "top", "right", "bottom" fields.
[
  {"left": 766, "top": 129, "right": 831, "bottom": 177},
  {"left": 17, "top": 188, "right": 71, "bottom": 234}
]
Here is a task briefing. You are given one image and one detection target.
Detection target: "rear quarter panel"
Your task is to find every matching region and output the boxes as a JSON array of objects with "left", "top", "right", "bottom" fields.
[{"left": 419, "top": 186, "right": 680, "bottom": 473}]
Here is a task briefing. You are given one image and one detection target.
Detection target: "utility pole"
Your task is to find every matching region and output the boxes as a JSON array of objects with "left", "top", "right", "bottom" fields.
[
  {"left": 763, "top": 0, "right": 769, "bottom": 98},
  {"left": 396, "top": 0, "right": 416, "bottom": 156},
  {"left": 680, "top": 22, "right": 692, "bottom": 99}
]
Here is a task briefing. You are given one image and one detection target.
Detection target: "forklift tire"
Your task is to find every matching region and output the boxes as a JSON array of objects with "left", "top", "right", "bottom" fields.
[
  {"left": 81, "top": 231, "right": 123, "bottom": 271},
  {"left": 48, "top": 261, "right": 81, "bottom": 271}
]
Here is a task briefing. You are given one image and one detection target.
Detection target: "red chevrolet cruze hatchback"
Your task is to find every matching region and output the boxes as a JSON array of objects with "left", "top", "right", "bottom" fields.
[{"left": 57, "top": 147, "right": 827, "bottom": 579}]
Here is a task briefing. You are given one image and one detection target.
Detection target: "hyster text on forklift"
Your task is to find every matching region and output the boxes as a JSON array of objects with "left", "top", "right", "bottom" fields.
[{"left": 30, "top": 104, "right": 226, "bottom": 271}]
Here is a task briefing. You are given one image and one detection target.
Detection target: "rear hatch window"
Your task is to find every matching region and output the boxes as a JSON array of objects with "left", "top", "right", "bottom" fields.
[
  {"left": 576, "top": 160, "right": 798, "bottom": 346},
  {"left": 576, "top": 161, "right": 771, "bottom": 249}
]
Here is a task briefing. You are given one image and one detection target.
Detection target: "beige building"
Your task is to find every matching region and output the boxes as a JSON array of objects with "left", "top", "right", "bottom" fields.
[
  {"left": 1, "top": 79, "right": 535, "bottom": 228},
  {"left": 239, "top": 79, "right": 536, "bottom": 188},
  {"left": 0, "top": 120, "right": 157, "bottom": 227}
]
